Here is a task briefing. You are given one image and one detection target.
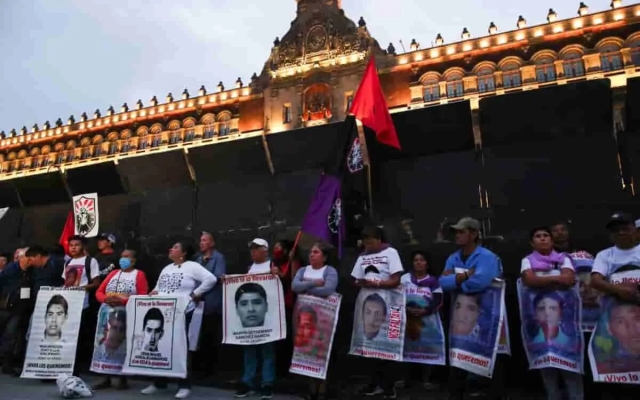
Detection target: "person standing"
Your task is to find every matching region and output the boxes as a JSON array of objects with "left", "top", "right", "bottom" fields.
[
  {"left": 291, "top": 243, "right": 339, "bottom": 400},
  {"left": 520, "top": 227, "right": 583, "bottom": 400},
  {"left": 0, "top": 248, "right": 33, "bottom": 375},
  {"left": 270, "top": 239, "right": 302, "bottom": 380},
  {"left": 234, "top": 238, "right": 277, "bottom": 400},
  {"left": 439, "top": 217, "right": 501, "bottom": 400},
  {"left": 351, "top": 226, "right": 405, "bottom": 399},
  {"left": 193, "top": 231, "right": 226, "bottom": 377},
  {"left": 141, "top": 240, "right": 216, "bottom": 399},
  {"left": 92, "top": 248, "right": 148, "bottom": 391},
  {"left": 63, "top": 236, "right": 101, "bottom": 377},
  {"left": 589, "top": 213, "right": 640, "bottom": 399}
]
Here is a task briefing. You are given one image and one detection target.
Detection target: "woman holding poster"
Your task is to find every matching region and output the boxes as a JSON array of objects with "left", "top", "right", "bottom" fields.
[
  {"left": 518, "top": 227, "right": 584, "bottom": 400},
  {"left": 349, "top": 226, "right": 405, "bottom": 399},
  {"left": 91, "top": 249, "right": 148, "bottom": 390},
  {"left": 290, "top": 243, "right": 340, "bottom": 400},
  {"left": 140, "top": 240, "right": 216, "bottom": 400},
  {"left": 400, "top": 250, "right": 444, "bottom": 389}
]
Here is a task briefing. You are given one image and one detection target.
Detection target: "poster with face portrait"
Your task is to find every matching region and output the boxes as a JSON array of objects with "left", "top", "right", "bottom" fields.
[
  {"left": 349, "top": 286, "right": 406, "bottom": 361},
  {"left": 289, "top": 293, "right": 341, "bottom": 380},
  {"left": 588, "top": 269, "right": 640, "bottom": 384},
  {"left": 497, "top": 298, "right": 511, "bottom": 355},
  {"left": 518, "top": 278, "right": 583, "bottom": 373},
  {"left": 222, "top": 273, "right": 287, "bottom": 345},
  {"left": 449, "top": 279, "right": 505, "bottom": 377},
  {"left": 21, "top": 287, "right": 85, "bottom": 379},
  {"left": 121, "top": 295, "right": 189, "bottom": 378},
  {"left": 570, "top": 251, "right": 600, "bottom": 332},
  {"left": 401, "top": 277, "right": 445, "bottom": 365},
  {"left": 90, "top": 304, "right": 127, "bottom": 374}
]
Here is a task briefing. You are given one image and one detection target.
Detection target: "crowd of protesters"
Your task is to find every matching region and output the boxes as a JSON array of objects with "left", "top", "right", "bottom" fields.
[{"left": 0, "top": 212, "right": 638, "bottom": 400}]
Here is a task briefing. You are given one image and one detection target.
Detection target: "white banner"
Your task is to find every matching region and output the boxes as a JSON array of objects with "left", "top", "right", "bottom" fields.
[
  {"left": 122, "top": 295, "right": 189, "bottom": 379},
  {"left": 222, "top": 273, "right": 287, "bottom": 345},
  {"left": 72, "top": 192, "right": 99, "bottom": 237},
  {"left": 0, "top": 207, "right": 8, "bottom": 221},
  {"left": 21, "top": 287, "right": 85, "bottom": 379}
]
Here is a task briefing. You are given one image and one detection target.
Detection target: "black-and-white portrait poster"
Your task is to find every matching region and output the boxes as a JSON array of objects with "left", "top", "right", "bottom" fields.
[
  {"left": 121, "top": 295, "right": 189, "bottom": 378},
  {"left": 21, "top": 287, "right": 85, "bottom": 379},
  {"left": 222, "top": 273, "right": 287, "bottom": 345}
]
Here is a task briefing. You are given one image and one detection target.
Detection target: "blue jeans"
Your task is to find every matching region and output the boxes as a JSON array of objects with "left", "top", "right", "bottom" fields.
[{"left": 242, "top": 343, "right": 275, "bottom": 388}]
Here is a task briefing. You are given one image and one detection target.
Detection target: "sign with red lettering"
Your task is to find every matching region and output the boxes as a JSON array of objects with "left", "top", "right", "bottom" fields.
[
  {"left": 449, "top": 280, "right": 505, "bottom": 377},
  {"left": 122, "top": 295, "right": 190, "bottom": 378},
  {"left": 588, "top": 269, "right": 640, "bottom": 383},
  {"left": 349, "top": 287, "right": 406, "bottom": 361},
  {"left": 518, "top": 279, "right": 583, "bottom": 374},
  {"left": 222, "top": 273, "right": 287, "bottom": 345}
]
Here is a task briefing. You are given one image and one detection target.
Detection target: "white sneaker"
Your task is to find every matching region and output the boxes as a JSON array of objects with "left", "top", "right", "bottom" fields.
[
  {"left": 141, "top": 385, "right": 160, "bottom": 395},
  {"left": 175, "top": 388, "right": 191, "bottom": 399}
]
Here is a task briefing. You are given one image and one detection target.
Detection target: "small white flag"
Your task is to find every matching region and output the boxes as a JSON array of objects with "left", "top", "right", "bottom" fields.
[
  {"left": 72, "top": 193, "right": 99, "bottom": 237},
  {"left": 0, "top": 207, "right": 8, "bottom": 221}
]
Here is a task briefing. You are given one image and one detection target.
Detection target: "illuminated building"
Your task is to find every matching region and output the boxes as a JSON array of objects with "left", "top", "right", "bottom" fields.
[{"left": 1, "top": 0, "right": 639, "bottom": 175}]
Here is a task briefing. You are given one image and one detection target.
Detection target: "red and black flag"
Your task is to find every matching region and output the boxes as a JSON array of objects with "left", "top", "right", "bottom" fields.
[{"left": 300, "top": 57, "right": 401, "bottom": 256}]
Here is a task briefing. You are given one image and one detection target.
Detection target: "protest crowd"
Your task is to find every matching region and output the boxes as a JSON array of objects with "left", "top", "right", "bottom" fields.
[{"left": 0, "top": 212, "right": 639, "bottom": 400}]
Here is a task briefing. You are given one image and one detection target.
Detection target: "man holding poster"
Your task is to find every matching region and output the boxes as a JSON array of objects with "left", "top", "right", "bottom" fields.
[
  {"left": 21, "top": 287, "right": 85, "bottom": 379},
  {"left": 589, "top": 213, "right": 640, "bottom": 393},
  {"left": 229, "top": 239, "right": 286, "bottom": 400},
  {"left": 349, "top": 226, "right": 405, "bottom": 399},
  {"left": 439, "top": 217, "right": 502, "bottom": 399}
]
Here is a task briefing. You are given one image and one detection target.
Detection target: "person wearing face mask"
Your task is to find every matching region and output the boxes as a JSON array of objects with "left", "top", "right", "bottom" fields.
[
  {"left": 269, "top": 239, "right": 302, "bottom": 379},
  {"left": 92, "top": 249, "right": 148, "bottom": 391}
]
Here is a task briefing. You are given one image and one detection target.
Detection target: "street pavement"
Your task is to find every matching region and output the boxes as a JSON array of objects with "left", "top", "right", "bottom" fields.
[{"left": 0, "top": 375, "right": 299, "bottom": 400}]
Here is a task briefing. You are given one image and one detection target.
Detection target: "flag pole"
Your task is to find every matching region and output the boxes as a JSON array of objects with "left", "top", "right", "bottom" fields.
[{"left": 355, "top": 119, "right": 374, "bottom": 219}]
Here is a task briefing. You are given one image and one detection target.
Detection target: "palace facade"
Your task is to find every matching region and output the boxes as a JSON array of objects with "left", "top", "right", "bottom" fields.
[{"left": 1, "top": 0, "right": 640, "bottom": 177}]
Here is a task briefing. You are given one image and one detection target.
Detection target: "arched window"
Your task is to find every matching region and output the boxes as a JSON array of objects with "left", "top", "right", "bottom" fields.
[
  {"left": 183, "top": 120, "right": 195, "bottom": 142},
  {"left": 501, "top": 62, "right": 522, "bottom": 88},
  {"left": 445, "top": 73, "right": 464, "bottom": 98},
  {"left": 562, "top": 51, "right": 585, "bottom": 78},
  {"left": 422, "top": 77, "right": 440, "bottom": 102},
  {"left": 630, "top": 40, "right": 640, "bottom": 66},
  {"left": 600, "top": 44, "right": 623, "bottom": 71},
  {"left": 476, "top": 67, "right": 495, "bottom": 93},
  {"left": 535, "top": 56, "right": 556, "bottom": 83},
  {"left": 150, "top": 125, "right": 162, "bottom": 148},
  {"left": 218, "top": 113, "right": 231, "bottom": 136},
  {"left": 202, "top": 115, "right": 216, "bottom": 139},
  {"left": 168, "top": 121, "right": 181, "bottom": 145}
]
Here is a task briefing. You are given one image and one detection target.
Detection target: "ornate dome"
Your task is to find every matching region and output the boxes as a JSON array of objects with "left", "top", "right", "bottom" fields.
[{"left": 265, "top": 0, "right": 381, "bottom": 72}]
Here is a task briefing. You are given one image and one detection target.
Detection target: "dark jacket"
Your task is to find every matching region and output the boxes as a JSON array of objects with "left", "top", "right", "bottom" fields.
[
  {"left": 195, "top": 250, "right": 226, "bottom": 315},
  {"left": 32, "top": 256, "right": 65, "bottom": 294},
  {"left": 0, "top": 262, "right": 35, "bottom": 315}
]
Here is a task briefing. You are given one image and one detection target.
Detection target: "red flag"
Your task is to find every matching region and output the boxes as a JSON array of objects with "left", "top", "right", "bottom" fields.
[
  {"left": 59, "top": 211, "right": 74, "bottom": 255},
  {"left": 349, "top": 58, "right": 401, "bottom": 149}
]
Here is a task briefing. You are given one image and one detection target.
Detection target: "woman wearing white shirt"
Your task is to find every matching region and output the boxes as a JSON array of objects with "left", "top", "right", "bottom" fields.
[{"left": 141, "top": 240, "right": 216, "bottom": 400}]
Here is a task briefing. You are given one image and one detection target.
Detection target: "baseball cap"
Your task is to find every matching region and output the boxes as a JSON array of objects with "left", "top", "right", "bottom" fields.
[
  {"left": 97, "top": 233, "right": 116, "bottom": 244},
  {"left": 248, "top": 238, "right": 269, "bottom": 249},
  {"left": 605, "top": 212, "right": 635, "bottom": 229},
  {"left": 450, "top": 217, "right": 481, "bottom": 231}
]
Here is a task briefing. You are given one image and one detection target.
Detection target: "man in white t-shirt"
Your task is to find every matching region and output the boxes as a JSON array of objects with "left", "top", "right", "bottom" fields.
[
  {"left": 64, "top": 235, "right": 100, "bottom": 377},
  {"left": 590, "top": 213, "right": 640, "bottom": 304},
  {"left": 590, "top": 213, "right": 640, "bottom": 397}
]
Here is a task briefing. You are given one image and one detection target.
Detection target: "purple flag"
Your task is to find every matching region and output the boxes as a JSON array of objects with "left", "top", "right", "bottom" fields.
[{"left": 301, "top": 174, "right": 345, "bottom": 256}]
